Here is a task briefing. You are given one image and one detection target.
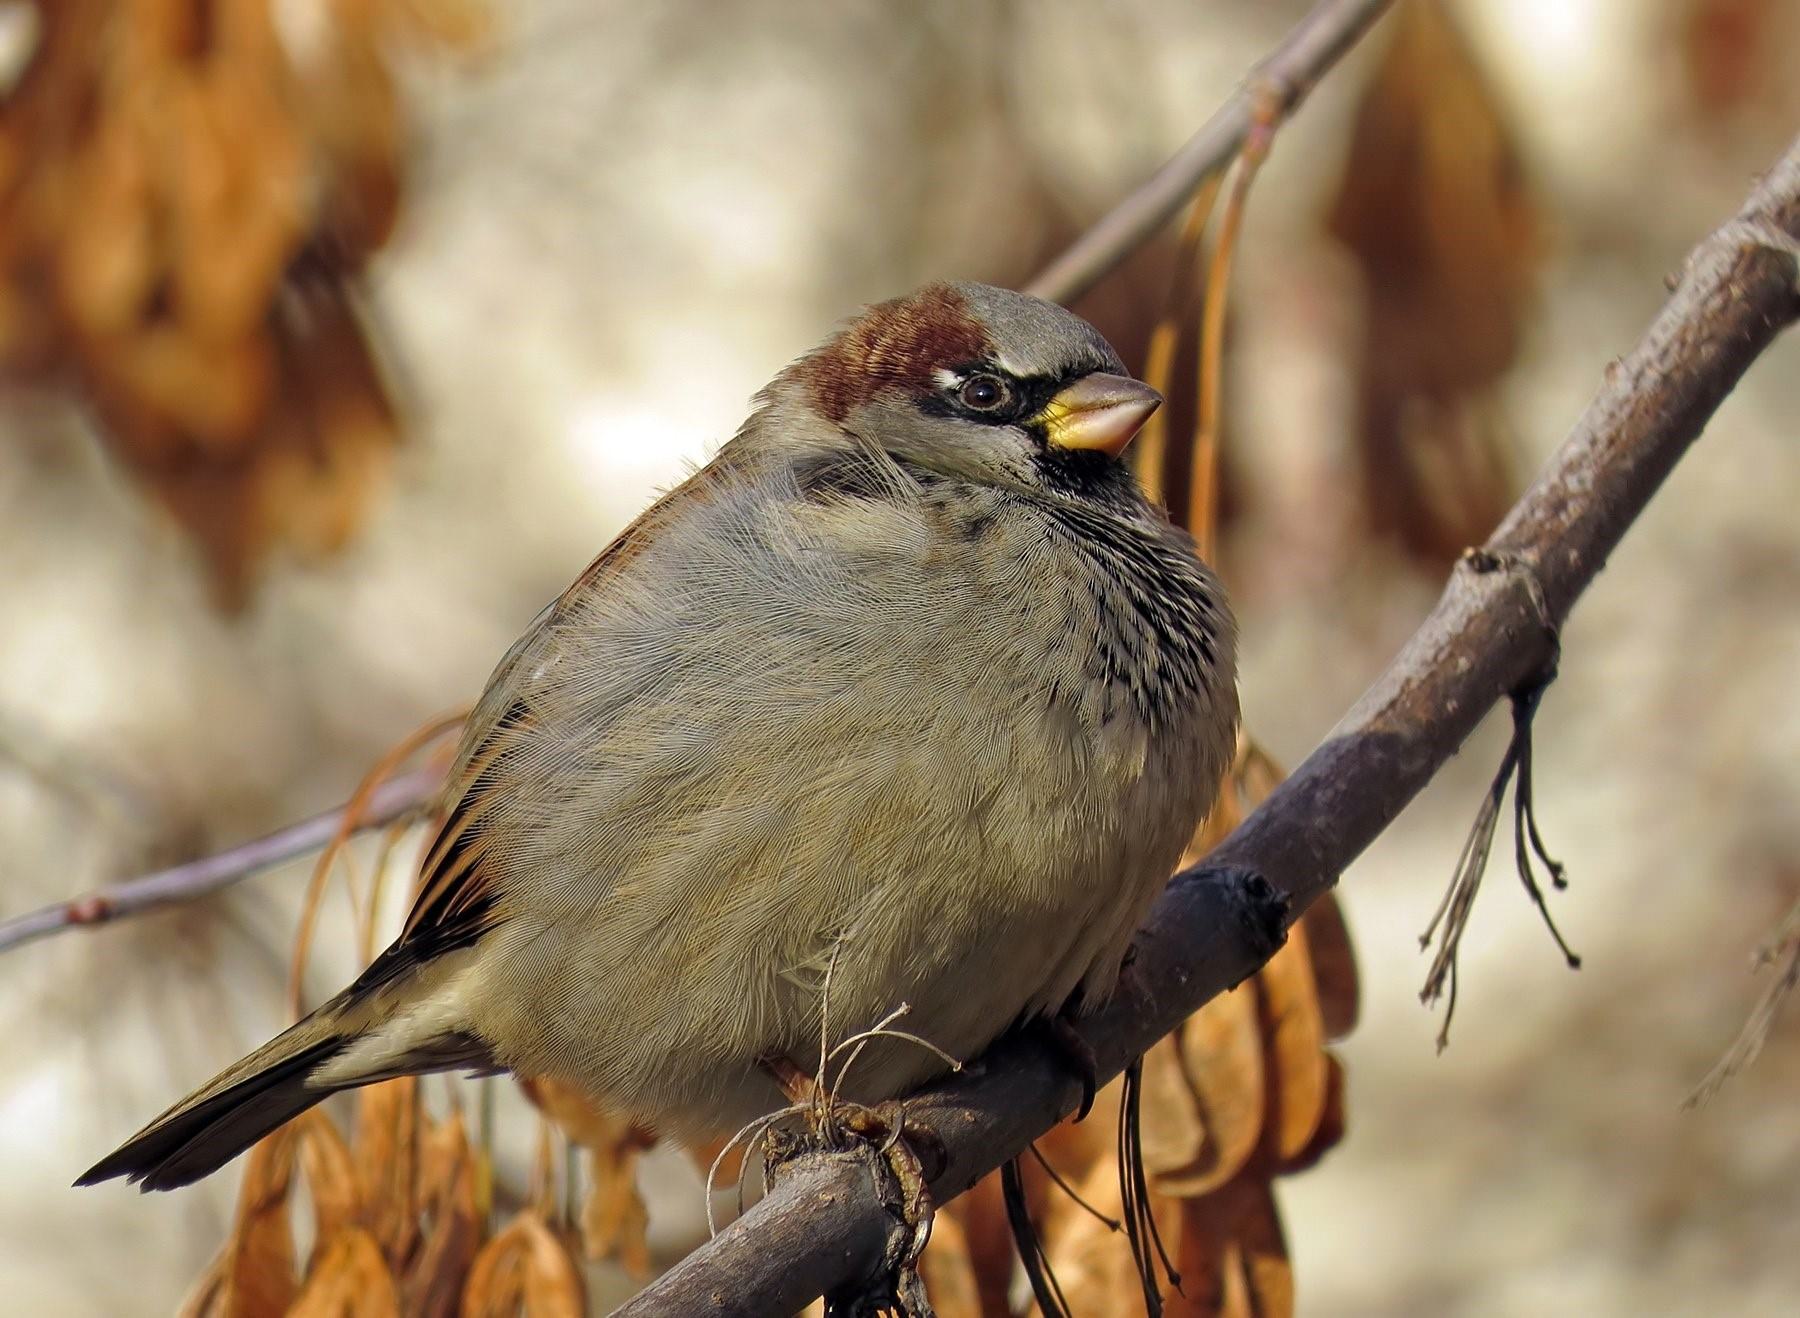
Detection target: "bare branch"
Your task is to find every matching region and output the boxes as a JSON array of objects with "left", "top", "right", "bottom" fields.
[
  {"left": 614, "top": 134, "right": 1800, "bottom": 1317},
  {"left": 1024, "top": 0, "right": 1397, "bottom": 305},
  {"left": 0, "top": 768, "right": 440, "bottom": 953}
]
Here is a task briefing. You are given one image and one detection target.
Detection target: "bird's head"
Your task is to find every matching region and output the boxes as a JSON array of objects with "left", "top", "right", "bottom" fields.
[{"left": 783, "top": 281, "right": 1162, "bottom": 500}]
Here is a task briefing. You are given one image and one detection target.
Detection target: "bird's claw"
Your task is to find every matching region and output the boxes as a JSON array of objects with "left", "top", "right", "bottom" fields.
[{"left": 1042, "top": 1013, "right": 1100, "bottom": 1121}]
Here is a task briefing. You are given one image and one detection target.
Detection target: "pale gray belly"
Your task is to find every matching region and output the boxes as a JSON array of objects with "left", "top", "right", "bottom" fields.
[{"left": 466, "top": 705, "right": 1202, "bottom": 1138}]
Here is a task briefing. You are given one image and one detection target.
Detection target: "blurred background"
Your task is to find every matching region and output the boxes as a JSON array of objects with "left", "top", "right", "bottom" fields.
[{"left": 2, "top": 0, "right": 1797, "bottom": 1313}]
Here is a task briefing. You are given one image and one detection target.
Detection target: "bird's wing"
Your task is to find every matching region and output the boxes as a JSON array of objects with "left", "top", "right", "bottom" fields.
[{"left": 350, "top": 463, "right": 731, "bottom": 993}]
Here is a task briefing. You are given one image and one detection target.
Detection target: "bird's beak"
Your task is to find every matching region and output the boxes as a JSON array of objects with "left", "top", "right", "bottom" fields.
[{"left": 1034, "top": 374, "right": 1163, "bottom": 458}]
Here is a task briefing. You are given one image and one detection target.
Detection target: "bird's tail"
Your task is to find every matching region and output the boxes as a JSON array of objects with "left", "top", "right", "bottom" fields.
[{"left": 77, "top": 976, "right": 492, "bottom": 1192}]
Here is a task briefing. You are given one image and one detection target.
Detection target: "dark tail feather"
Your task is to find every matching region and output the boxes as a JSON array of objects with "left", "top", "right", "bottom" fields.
[{"left": 78, "top": 1033, "right": 349, "bottom": 1192}]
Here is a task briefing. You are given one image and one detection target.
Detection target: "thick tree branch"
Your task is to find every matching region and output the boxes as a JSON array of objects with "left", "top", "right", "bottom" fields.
[
  {"left": 614, "top": 136, "right": 1800, "bottom": 1317},
  {"left": 1025, "top": 0, "right": 1396, "bottom": 305},
  {"left": 0, "top": 0, "right": 1401, "bottom": 959}
]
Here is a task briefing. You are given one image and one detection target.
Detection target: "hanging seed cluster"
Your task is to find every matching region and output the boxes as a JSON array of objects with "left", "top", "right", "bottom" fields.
[{"left": 0, "top": 0, "right": 483, "bottom": 605}]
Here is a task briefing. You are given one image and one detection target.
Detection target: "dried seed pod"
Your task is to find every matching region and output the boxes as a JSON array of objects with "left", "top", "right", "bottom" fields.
[
  {"left": 289, "top": 1228, "right": 401, "bottom": 1318},
  {"left": 0, "top": 0, "right": 475, "bottom": 605},
  {"left": 1154, "top": 985, "right": 1265, "bottom": 1198},
  {"left": 221, "top": 1123, "right": 301, "bottom": 1318},
  {"left": 1253, "top": 923, "right": 1330, "bottom": 1166},
  {"left": 519, "top": 1075, "right": 656, "bottom": 1273},
  {"left": 1273, "top": 1051, "right": 1348, "bottom": 1179},
  {"left": 1136, "top": 1031, "right": 1206, "bottom": 1177},
  {"left": 1326, "top": 0, "right": 1541, "bottom": 566},
  {"left": 1170, "top": 1181, "right": 1292, "bottom": 1318},
  {"left": 459, "top": 1217, "right": 530, "bottom": 1318},
  {"left": 298, "top": 1109, "right": 363, "bottom": 1248},
  {"left": 912, "top": 1204, "right": 985, "bottom": 1318},
  {"left": 519, "top": 1215, "right": 586, "bottom": 1318},
  {"left": 403, "top": 1111, "right": 483, "bottom": 1318},
  {"left": 354, "top": 1077, "right": 422, "bottom": 1266},
  {"left": 1301, "top": 893, "right": 1360, "bottom": 1042},
  {"left": 460, "top": 1213, "right": 585, "bottom": 1318}
]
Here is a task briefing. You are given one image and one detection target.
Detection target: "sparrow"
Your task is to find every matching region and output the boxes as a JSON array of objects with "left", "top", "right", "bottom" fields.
[{"left": 81, "top": 281, "right": 1239, "bottom": 1192}]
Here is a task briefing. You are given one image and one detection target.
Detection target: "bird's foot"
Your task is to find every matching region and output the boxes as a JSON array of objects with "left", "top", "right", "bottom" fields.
[{"left": 762, "top": 1098, "right": 941, "bottom": 1317}]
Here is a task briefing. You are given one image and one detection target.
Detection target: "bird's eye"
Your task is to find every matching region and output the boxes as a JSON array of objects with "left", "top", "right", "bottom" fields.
[{"left": 958, "top": 374, "right": 1011, "bottom": 413}]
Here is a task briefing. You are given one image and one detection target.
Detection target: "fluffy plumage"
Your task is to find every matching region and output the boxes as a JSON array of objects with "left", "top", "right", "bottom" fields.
[{"left": 82, "top": 282, "right": 1238, "bottom": 1191}]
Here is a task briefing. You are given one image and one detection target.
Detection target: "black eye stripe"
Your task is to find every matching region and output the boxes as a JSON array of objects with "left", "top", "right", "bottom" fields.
[{"left": 939, "top": 363, "right": 1067, "bottom": 428}]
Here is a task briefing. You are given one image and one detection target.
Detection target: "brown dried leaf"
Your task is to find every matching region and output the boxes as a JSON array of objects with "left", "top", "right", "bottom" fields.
[
  {"left": 1254, "top": 923, "right": 1329, "bottom": 1166},
  {"left": 459, "top": 1217, "right": 529, "bottom": 1318},
  {"left": 219, "top": 1123, "right": 300, "bottom": 1318},
  {"left": 299, "top": 1108, "right": 363, "bottom": 1247},
  {"left": 945, "top": 1166, "right": 1022, "bottom": 1317},
  {"left": 175, "top": 1246, "right": 228, "bottom": 1318},
  {"left": 1154, "top": 986, "right": 1264, "bottom": 1197},
  {"left": 1301, "top": 893, "right": 1361, "bottom": 1041},
  {"left": 354, "top": 1077, "right": 422, "bottom": 1265},
  {"left": 520, "top": 1215, "right": 586, "bottom": 1318},
  {"left": 404, "top": 1111, "right": 483, "bottom": 1318},
  {"left": 289, "top": 1227, "right": 401, "bottom": 1318},
  {"left": 1274, "top": 1051, "right": 1348, "bottom": 1178},
  {"left": 1326, "top": 0, "right": 1540, "bottom": 565},
  {"left": 913, "top": 1203, "right": 984, "bottom": 1318},
  {"left": 459, "top": 1213, "right": 585, "bottom": 1318},
  {"left": 1137, "top": 1033, "right": 1206, "bottom": 1177}
]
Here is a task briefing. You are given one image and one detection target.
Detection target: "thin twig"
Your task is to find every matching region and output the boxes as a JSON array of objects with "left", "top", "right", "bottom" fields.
[
  {"left": 1024, "top": 0, "right": 1397, "bottom": 305},
  {"left": 615, "top": 132, "right": 1800, "bottom": 1317},
  {"left": 1684, "top": 898, "right": 1800, "bottom": 1108},
  {"left": 1027, "top": 1142, "right": 1121, "bottom": 1233},
  {"left": 286, "top": 712, "right": 465, "bottom": 1018},
  {"left": 0, "top": 767, "right": 443, "bottom": 954}
]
